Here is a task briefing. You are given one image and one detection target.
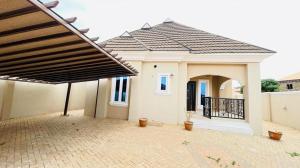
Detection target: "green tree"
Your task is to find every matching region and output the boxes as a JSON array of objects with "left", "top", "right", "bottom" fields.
[{"left": 261, "top": 79, "right": 279, "bottom": 92}]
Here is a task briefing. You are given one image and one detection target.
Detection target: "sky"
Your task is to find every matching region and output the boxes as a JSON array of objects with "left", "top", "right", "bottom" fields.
[{"left": 42, "top": 0, "right": 300, "bottom": 79}]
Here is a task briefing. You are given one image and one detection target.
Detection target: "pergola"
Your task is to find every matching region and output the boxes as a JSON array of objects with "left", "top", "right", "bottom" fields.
[{"left": 0, "top": 0, "right": 137, "bottom": 116}]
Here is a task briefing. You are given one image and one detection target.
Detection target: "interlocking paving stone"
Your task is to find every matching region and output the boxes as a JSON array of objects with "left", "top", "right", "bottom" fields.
[{"left": 0, "top": 110, "right": 299, "bottom": 168}]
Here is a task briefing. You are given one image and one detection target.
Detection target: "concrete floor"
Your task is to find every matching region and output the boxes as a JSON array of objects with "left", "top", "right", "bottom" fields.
[
  {"left": 191, "top": 110, "right": 253, "bottom": 135},
  {"left": 192, "top": 117, "right": 253, "bottom": 135},
  {"left": 0, "top": 110, "right": 300, "bottom": 168}
]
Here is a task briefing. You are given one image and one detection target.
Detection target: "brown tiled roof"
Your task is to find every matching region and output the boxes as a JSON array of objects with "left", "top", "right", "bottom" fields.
[{"left": 102, "top": 21, "right": 275, "bottom": 54}]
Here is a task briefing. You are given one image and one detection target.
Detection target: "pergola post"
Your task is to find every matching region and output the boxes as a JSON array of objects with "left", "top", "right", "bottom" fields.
[
  {"left": 64, "top": 82, "right": 72, "bottom": 116},
  {"left": 94, "top": 79, "right": 100, "bottom": 118}
]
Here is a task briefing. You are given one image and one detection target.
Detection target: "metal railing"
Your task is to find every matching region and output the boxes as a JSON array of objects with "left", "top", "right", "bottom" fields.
[{"left": 203, "top": 97, "right": 245, "bottom": 119}]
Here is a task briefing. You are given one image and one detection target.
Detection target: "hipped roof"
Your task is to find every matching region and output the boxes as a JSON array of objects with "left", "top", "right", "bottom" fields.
[
  {"left": 0, "top": 0, "right": 137, "bottom": 84},
  {"left": 102, "top": 20, "right": 275, "bottom": 54}
]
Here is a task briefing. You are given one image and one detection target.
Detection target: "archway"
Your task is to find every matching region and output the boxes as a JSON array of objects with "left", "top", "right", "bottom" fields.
[
  {"left": 187, "top": 75, "right": 245, "bottom": 120},
  {"left": 219, "top": 79, "right": 244, "bottom": 99}
]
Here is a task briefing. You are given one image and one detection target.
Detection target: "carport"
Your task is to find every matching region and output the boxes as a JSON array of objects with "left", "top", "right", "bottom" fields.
[{"left": 0, "top": 0, "right": 137, "bottom": 118}]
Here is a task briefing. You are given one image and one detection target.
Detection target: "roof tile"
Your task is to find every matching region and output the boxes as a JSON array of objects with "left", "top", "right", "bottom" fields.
[{"left": 102, "top": 21, "right": 275, "bottom": 54}]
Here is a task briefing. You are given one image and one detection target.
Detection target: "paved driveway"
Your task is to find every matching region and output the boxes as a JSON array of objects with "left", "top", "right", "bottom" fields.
[{"left": 0, "top": 111, "right": 299, "bottom": 168}]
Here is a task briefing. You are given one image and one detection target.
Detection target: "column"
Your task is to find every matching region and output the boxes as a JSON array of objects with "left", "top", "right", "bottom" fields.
[
  {"left": 0, "top": 81, "right": 15, "bottom": 121},
  {"left": 245, "top": 63, "right": 262, "bottom": 135},
  {"left": 177, "top": 62, "right": 188, "bottom": 124}
]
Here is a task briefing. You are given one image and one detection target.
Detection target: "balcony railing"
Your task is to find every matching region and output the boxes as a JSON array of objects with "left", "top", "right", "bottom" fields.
[{"left": 203, "top": 97, "right": 245, "bottom": 119}]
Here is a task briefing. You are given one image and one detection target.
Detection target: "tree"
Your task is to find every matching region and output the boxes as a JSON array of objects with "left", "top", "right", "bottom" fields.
[{"left": 261, "top": 79, "right": 279, "bottom": 92}]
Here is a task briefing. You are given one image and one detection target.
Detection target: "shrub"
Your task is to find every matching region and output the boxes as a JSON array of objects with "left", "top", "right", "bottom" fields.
[{"left": 261, "top": 79, "right": 279, "bottom": 92}]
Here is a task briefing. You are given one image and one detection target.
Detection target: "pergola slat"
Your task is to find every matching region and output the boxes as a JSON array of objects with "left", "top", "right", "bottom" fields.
[
  {"left": 55, "top": 74, "right": 132, "bottom": 84},
  {"left": 79, "top": 28, "right": 90, "bottom": 34},
  {"left": 0, "top": 1, "right": 59, "bottom": 20},
  {"left": 30, "top": 71, "right": 127, "bottom": 82},
  {"left": 64, "top": 75, "right": 131, "bottom": 84},
  {"left": 0, "top": 21, "right": 58, "bottom": 38},
  {"left": 0, "top": 0, "right": 137, "bottom": 84},
  {"left": 29, "top": 67, "right": 126, "bottom": 79},
  {"left": 0, "top": 32, "right": 74, "bottom": 49},
  {"left": 0, "top": 57, "right": 114, "bottom": 74},
  {"left": 0, "top": 51, "right": 104, "bottom": 67},
  {"left": 34, "top": 71, "right": 132, "bottom": 83},
  {"left": 0, "top": 40, "right": 86, "bottom": 57},
  {"left": 26, "top": 71, "right": 126, "bottom": 82},
  {"left": 0, "top": 54, "right": 108, "bottom": 71},
  {"left": 0, "top": 46, "right": 94, "bottom": 64},
  {"left": 14, "top": 64, "right": 125, "bottom": 78},
  {"left": 7, "top": 62, "right": 122, "bottom": 77}
]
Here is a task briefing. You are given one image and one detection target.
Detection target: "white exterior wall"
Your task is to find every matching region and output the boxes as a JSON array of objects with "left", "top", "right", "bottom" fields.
[
  {"left": 137, "top": 62, "right": 181, "bottom": 123},
  {"left": 85, "top": 51, "right": 270, "bottom": 135},
  {"left": 84, "top": 81, "right": 98, "bottom": 117},
  {"left": 87, "top": 61, "right": 188, "bottom": 124},
  {"left": 262, "top": 92, "right": 300, "bottom": 130},
  {"left": 95, "top": 79, "right": 110, "bottom": 119},
  {"left": 128, "top": 61, "right": 143, "bottom": 121},
  {"left": 0, "top": 80, "right": 86, "bottom": 119}
]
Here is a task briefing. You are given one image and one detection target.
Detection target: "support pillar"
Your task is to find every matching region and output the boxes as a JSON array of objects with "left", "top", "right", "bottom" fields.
[
  {"left": 245, "top": 63, "right": 262, "bottom": 135},
  {"left": 64, "top": 82, "right": 72, "bottom": 116},
  {"left": 178, "top": 62, "right": 188, "bottom": 124},
  {"left": 94, "top": 79, "right": 99, "bottom": 118},
  {"left": 0, "top": 81, "right": 15, "bottom": 121}
]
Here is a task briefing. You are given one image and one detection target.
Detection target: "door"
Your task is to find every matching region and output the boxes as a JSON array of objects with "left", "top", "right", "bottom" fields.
[
  {"left": 187, "top": 81, "right": 196, "bottom": 111},
  {"left": 197, "top": 80, "right": 209, "bottom": 110}
]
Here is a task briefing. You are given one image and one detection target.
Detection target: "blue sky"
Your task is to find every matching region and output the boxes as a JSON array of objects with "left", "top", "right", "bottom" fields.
[{"left": 41, "top": 0, "right": 300, "bottom": 79}]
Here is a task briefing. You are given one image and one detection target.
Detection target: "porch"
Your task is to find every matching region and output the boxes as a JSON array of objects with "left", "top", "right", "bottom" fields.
[
  {"left": 186, "top": 63, "right": 262, "bottom": 134},
  {"left": 187, "top": 75, "right": 245, "bottom": 119},
  {"left": 192, "top": 113, "right": 253, "bottom": 134},
  {"left": 190, "top": 96, "right": 251, "bottom": 134}
]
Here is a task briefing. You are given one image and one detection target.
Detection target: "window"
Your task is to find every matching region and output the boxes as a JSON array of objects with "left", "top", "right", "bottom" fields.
[
  {"left": 287, "top": 83, "right": 293, "bottom": 90},
  {"left": 111, "top": 77, "right": 129, "bottom": 106},
  {"left": 157, "top": 74, "right": 170, "bottom": 94}
]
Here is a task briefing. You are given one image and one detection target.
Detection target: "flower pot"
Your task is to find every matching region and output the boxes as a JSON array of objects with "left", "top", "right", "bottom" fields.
[
  {"left": 184, "top": 121, "right": 193, "bottom": 131},
  {"left": 139, "top": 118, "right": 148, "bottom": 127},
  {"left": 268, "top": 131, "right": 282, "bottom": 141}
]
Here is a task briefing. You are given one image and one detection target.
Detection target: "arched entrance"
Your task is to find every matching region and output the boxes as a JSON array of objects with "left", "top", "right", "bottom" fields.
[{"left": 187, "top": 75, "right": 245, "bottom": 120}]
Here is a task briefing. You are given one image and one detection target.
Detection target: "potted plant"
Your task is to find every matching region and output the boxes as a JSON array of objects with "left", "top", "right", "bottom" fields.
[
  {"left": 268, "top": 130, "right": 282, "bottom": 141},
  {"left": 184, "top": 111, "right": 193, "bottom": 131},
  {"left": 139, "top": 118, "right": 148, "bottom": 127}
]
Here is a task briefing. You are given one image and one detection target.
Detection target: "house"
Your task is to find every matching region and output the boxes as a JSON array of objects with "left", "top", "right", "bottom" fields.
[
  {"left": 278, "top": 72, "right": 300, "bottom": 91},
  {"left": 84, "top": 20, "right": 275, "bottom": 135}
]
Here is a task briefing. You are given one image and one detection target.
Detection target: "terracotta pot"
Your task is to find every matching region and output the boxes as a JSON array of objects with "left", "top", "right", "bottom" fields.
[
  {"left": 268, "top": 131, "right": 282, "bottom": 141},
  {"left": 184, "top": 121, "right": 193, "bottom": 131},
  {"left": 139, "top": 118, "right": 148, "bottom": 127}
]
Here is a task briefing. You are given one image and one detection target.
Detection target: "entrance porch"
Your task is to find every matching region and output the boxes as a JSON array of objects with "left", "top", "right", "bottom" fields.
[{"left": 186, "top": 64, "right": 262, "bottom": 134}]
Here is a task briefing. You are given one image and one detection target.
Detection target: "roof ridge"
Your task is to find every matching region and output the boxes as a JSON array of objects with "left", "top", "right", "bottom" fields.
[
  {"left": 119, "top": 30, "right": 151, "bottom": 51},
  {"left": 151, "top": 26, "right": 193, "bottom": 52},
  {"left": 141, "top": 23, "right": 152, "bottom": 30},
  {"left": 120, "top": 31, "right": 132, "bottom": 37},
  {"left": 128, "top": 31, "right": 152, "bottom": 51}
]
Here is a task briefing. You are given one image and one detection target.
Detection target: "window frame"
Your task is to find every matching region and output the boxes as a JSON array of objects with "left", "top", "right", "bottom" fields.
[
  {"left": 156, "top": 73, "right": 171, "bottom": 95},
  {"left": 287, "top": 83, "right": 293, "bottom": 90},
  {"left": 110, "top": 77, "right": 130, "bottom": 106}
]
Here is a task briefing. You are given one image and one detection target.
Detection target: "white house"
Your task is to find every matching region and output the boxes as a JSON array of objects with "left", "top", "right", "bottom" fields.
[{"left": 84, "top": 20, "right": 275, "bottom": 135}]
